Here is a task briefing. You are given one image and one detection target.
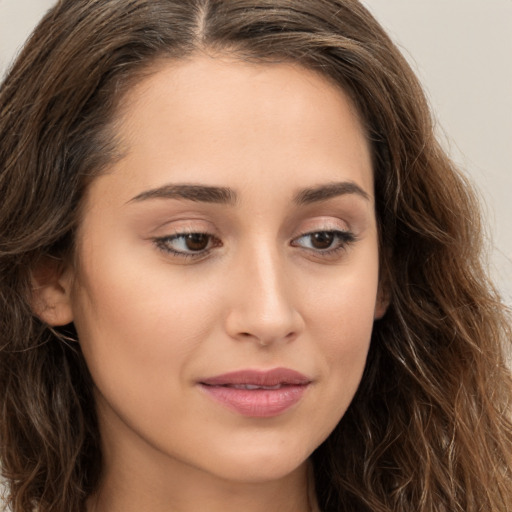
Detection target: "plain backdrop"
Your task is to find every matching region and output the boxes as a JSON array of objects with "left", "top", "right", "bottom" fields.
[{"left": 1, "top": 0, "right": 511, "bottom": 303}]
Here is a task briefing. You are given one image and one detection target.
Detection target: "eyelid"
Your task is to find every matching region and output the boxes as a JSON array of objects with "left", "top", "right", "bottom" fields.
[
  {"left": 295, "top": 215, "right": 351, "bottom": 233},
  {"left": 148, "top": 216, "right": 218, "bottom": 236}
]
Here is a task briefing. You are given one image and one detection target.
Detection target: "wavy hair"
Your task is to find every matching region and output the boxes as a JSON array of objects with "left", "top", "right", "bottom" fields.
[{"left": 1, "top": 1, "right": 511, "bottom": 510}]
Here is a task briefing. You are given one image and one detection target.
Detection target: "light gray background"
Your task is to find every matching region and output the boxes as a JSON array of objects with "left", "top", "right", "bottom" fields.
[{"left": 1, "top": 0, "right": 511, "bottom": 302}]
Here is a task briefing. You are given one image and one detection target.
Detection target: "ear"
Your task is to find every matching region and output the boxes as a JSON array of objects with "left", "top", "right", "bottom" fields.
[
  {"left": 374, "top": 280, "right": 390, "bottom": 320},
  {"left": 30, "top": 256, "right": 74, "bottom": 326}
]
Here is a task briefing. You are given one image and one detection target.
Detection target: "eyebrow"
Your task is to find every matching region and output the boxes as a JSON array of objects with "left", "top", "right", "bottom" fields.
[
  {"left": 128, "top": 184, "right": 237, "bottom": 205},
  {"left": 293, "top": 181, "right": 370, "bottom": 204},
  {"left": 128, "top": 180, "right": 369, "bottom": 206}
]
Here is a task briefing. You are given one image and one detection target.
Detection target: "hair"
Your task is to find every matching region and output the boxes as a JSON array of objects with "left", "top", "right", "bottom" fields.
[{"left": 0, "top": 0, "right": 511, "bottom": 510}]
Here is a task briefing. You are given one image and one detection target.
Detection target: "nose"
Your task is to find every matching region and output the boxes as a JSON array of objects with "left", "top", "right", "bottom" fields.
[{"left": 223, "top": 244, "right": 304, "bottom": 346}]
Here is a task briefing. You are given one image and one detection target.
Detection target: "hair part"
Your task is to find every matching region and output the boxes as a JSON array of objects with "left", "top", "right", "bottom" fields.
[{"left": 0, "top": 1, "right": 511, "bottom": 511}]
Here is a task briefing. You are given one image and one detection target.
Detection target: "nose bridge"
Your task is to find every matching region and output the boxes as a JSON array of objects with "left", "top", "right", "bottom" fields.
[{"left": 225, "top": 237, "right": 302, "bottom": 344}]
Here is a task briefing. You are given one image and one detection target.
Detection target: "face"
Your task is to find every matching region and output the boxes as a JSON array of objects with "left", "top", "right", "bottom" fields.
[{"left": 66, "top": 56, "right": 385, "bottom": 485}]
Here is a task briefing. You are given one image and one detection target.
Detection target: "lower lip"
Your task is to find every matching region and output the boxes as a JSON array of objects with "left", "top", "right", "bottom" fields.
[{"left": 199, "top": 384, "right": 309, "bottom": 417}]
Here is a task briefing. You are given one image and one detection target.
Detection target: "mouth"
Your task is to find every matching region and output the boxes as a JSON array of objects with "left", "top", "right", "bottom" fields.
[
  {"left": 198, "top": 368, "right": 311, "bottom": 417},
  {"left": 211, "top": 383, "right": 288, "bottom": 390},
  {"left": 200, "top": 367, "right": 311, "bottom": 387}
]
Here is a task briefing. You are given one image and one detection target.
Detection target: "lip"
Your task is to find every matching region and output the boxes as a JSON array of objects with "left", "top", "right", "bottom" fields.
[{"left": 199, "top": 367, "right": 311, "bottom": 418}]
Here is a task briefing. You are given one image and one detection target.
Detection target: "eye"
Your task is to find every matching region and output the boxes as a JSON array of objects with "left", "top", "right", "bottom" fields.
[
  {"left": 154, "top": 232, "right": 221, "bottom": 258},
  {"left": 291, "top": 230, "right": 356, "bottom": 254}
]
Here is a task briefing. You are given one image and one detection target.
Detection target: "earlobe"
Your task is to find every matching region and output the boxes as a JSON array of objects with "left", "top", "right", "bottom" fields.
[
  {"left": 374, "top": 283, "right": 390, "bottom": 320},
  {"left": 30, "top": 256, "right": 74, "bottom": 326}
]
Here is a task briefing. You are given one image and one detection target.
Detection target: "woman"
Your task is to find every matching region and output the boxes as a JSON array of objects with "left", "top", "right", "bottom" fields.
[{"left": 0, "top": 1, "right": 510, "bottom": 511}]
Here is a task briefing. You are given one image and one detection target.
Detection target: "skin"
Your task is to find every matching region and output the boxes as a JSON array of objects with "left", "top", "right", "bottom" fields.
[{"left": 37, "top": 55, "right": 387, "bottom": 512}]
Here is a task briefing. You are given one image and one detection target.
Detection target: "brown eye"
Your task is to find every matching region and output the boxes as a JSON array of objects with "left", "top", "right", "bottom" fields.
[
  {"left": 310, "top": 232, "right": 335, "bottom": 250},
  {"left": 155, "top": 232, "right": 220, "bottom": 257},
  {"left": 184, "top": 233, "right": 210, "bottom": 251},
  {"left": 291, "top": 230, "right": 356, "bottom": 255}
]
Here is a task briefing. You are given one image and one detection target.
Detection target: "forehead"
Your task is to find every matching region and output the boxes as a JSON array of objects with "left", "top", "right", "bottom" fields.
[{"left": 84, "top": 55, "right": 373, "bottom": 209}]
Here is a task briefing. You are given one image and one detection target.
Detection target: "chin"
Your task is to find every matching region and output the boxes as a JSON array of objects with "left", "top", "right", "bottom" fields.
[{"left": 198, "top": 438, "right": 314, "bottom": 483}]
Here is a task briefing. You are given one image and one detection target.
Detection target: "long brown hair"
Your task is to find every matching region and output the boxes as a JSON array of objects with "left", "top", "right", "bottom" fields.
[{"left": 1, "top": 1, "right": 511, "bottom": 510}]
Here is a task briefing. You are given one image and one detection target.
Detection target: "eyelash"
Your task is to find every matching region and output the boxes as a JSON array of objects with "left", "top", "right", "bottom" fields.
[
  {"left": 153, "top": 229, "right": 356, "bottom": 261},
  {"left": 153, "top": 232, "right": 221, "bottom": 260},
  {"left": 290, "top": 230, "right": 357, "bottom": 256}
]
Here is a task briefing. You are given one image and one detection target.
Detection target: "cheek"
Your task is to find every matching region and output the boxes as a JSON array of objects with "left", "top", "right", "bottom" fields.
[
  {"left": 316, "top": 280, "right": 375, "bottom": 383},
  {"left": 69, "top": 250, "right": 220, "bottom": 401},
  {"left": 301, "top": 251, "right": 379, "bottom": 420},
  {"left": 306, "top": 247, "right": 379, "bottom": 349}
]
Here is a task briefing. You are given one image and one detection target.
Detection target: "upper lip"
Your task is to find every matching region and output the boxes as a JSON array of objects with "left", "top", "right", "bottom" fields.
[{"left": 200, "top": 367, "right": 311, "bottom": 387}]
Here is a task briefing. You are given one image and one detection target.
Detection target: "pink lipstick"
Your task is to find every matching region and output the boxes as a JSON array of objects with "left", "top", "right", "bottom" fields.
[{"left": 199, "top": 368, "right": 311, "bottom": 417}]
